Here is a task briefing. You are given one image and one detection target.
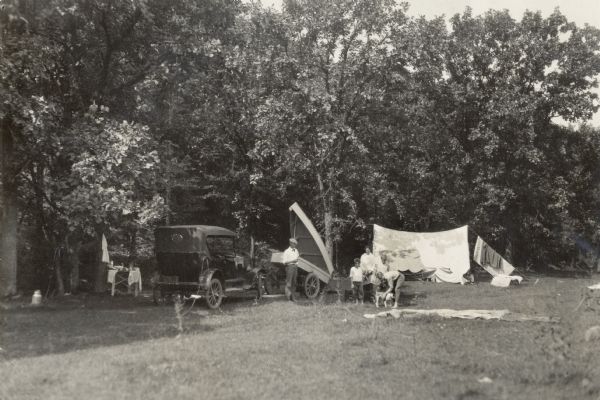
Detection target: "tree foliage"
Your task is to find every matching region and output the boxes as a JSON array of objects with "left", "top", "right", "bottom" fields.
[{"left": 2, "top": 0, "right": 600, "bottom": 295}]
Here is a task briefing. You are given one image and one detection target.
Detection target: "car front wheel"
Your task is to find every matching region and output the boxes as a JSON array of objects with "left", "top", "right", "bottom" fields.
[
  {"left": 206, "top": 278, "right": 223, "bottom": 309},
  {"left": 263, "top": 274, "right": 276, "bottom": 295}
]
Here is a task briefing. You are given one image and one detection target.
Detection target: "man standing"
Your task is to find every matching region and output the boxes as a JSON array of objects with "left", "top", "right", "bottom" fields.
[
  {"left": 283, "top": 238, "right": 299, "bottom": 302},
  {"left": 360, "top": 246, "right": 377, "bottom": 302}
]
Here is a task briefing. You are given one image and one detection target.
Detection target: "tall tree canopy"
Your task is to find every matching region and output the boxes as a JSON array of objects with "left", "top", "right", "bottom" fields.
[{"left": 2, "top": 0, "right": 600, "bottom": 296}]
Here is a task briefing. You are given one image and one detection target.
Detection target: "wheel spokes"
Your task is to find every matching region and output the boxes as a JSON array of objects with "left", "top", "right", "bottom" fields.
[
  {"left": 306, "top": 277, "right": 318, "bottom": 295},
  {"left": 208, "top": 292, "right": 217, "bottom": 305},
  {"left": 207, "top": 282, "right": 221, "bottom": 306}
]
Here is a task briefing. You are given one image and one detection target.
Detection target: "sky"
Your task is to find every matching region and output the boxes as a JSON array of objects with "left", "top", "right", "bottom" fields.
[
  {"left": 257, "top": 0, "right": 600, "bottom": 126},
  {"left": 405, "top": 0, "right": 600, "bottom": 28}
]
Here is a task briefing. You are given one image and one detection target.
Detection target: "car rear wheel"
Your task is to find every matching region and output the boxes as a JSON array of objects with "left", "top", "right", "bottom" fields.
[
  {"left": 304, "top": 272, "right": 321, "bottom": 299},
  {"left": 152, "top": 284, "right": 165, "bottom": 305},
  {"left": 152, "top": 273, "right": 165, "bottom": 305},
  {"left": 206, "top": 278, "right": 223, "bottom": 309}
]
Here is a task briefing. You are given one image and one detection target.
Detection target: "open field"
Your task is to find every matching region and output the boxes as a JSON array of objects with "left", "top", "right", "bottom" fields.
[{"left": 2, "top": 276, "right": 600, "bottom": 400}]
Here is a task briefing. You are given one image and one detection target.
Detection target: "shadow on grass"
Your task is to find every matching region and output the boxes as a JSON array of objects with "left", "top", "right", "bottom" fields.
[
  {"left": 1, "top": 285, "right": 431, "bottom": 360},
  {"left": 1, "top": 289, "right": 309, "bottom": 360},
  {"left": 0, "top": 292, "right": 218, "bottom": 360}
]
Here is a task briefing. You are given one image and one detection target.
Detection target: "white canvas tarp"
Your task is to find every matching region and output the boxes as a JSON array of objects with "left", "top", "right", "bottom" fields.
[{"left": 372, "top": 224, "right": 470, "bottom": 284}]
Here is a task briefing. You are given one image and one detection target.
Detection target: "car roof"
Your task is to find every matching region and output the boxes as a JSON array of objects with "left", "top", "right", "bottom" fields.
[{"left": 156, "top": 225, "right": 236, "bottom": 237}]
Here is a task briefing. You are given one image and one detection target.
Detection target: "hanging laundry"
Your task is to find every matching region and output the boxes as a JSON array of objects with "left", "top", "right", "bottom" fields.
[
  {"left": 101, "top": 233, "right": 110, "bottom": 263},
  {"left": 473, "top": 236, "right": 515, "bottom": 276}
]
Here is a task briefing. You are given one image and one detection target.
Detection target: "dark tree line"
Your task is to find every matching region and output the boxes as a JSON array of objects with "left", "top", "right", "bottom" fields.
[{"left": 2, "top": 0, "right": 600, "bottom": 296}]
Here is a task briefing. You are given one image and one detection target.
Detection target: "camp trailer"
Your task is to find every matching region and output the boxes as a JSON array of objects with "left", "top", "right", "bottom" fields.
[{"left": 271, "top": 203, "right": 351, "bottom": 299}]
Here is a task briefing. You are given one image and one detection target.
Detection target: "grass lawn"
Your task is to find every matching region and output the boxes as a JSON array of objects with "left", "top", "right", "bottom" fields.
[{"left": 1, "top": 276, "right": 600, "bottom": 400}]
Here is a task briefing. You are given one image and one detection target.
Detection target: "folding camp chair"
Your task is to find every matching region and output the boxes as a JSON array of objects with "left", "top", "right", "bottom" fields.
[{"left": 107, "top": 267, "right": 129, "bottom": 296}]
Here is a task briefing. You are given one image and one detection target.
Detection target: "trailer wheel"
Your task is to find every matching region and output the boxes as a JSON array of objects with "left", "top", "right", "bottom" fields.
[
  {"left": 206, "top": 278, "right": 223, "bottom": 309},
  {"left": 304, "top": 272, "right": 321, "bottom": 299}
]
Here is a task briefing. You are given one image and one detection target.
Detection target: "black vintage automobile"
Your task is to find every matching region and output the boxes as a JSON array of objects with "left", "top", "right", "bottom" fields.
[{"left": 153, "top": 225, "right": 265, "bottom": 309}]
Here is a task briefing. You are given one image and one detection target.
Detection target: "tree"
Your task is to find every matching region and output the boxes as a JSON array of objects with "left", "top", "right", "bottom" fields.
[
  {"left": 1, "top": 0, "right": 64, "bottom": 296},
  {"left": 55, "top": 112, "right": 165, "bottom": 291},
  {"left": 253, "top": 0, "right": 411, "bottom": 259},
  {"left": 429, "top": 8, "right": 600, "bottom": 267},
  {"left": 2, "top": 0, "right": 240, "bottom": 294}
]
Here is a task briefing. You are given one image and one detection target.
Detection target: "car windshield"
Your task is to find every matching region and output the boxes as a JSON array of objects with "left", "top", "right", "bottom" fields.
[{"left": 206, "top": 236, "right": 235, "bottom": 257}]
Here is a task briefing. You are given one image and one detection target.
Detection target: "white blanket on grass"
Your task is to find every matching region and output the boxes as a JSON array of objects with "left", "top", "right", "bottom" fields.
[
  {"left": 589, "top": 283, "right": 600, "bottom": 290},
  {"left": 364, "top": 308, "right": 554, "bottom": 322},
  {"left": 365, "top": 308, "right": 509, "bottom": 320}
]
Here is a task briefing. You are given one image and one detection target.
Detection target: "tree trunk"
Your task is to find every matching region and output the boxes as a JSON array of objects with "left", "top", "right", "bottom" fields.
[
  {"left": 30, "top": 164, "right": 54, "bottom": 293},
  {"left": 317, "top": 172, "right": 334, "bottom": 267},
  {"left": 93, "top": 229, "right": 107, "bottom": 293},
  {"left": 126, "top": 229, "right": 137, "bottom": 268},
  {"left": 164, "top": 141, "right": 173, "bottom": 225},
  {"left": 323, "top": 208, "right": 333, "bottom": 264},
  {"left": 165, "top": 180, "right": 171, "bottom": 225},
  {"left": 0, "top": 190, "right": 18, "bottom": 297},
  {"left": 506, "top": 227, "right": 528, "bottom": 270},
  {"left": 250, "top": 236, "right": 255, "bottom": 268},
  {"left": 53, "top": 246, "right": 65, "bottom": 296},
  {"left": 66, "top": 234, "right": 81, "bottom": 293},
  {"left": 0, "top": 118, "right": 18, "bottom": 297},
  {"left": 69, "top": 248, "right": 80, "bottom": 293}
]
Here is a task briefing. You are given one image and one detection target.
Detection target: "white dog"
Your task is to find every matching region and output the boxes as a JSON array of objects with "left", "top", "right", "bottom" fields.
[{"left": 374, "top": 283, "right": 394, "bottom": 308}]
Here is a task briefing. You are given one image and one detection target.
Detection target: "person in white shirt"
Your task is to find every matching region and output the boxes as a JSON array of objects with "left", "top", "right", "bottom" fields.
[
  {"left": 360, "top": 246, "right": 377, "bottom": 303},
  {"left": 282, "top": 238, "right": 299, "bottom": 302},
  {"left": 360, "top": 246, "right": 376, "bottom": 271},
  {"left": 349, "top": 258, "right": 364, "bottom": 304}
]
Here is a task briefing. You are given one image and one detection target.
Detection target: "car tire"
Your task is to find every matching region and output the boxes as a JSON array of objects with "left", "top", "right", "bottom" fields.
[
  {"left": 263, "top": 274, "right": 275, "bottom": 295},
  {"left": 152, "top": 284, "right": 165, "bottom": 306},
  {"left": 206, "top": 278, "right": 223, "bottom": 309},
  {"left": 304, "top": 272, "right": 321, "bottom": 299}
]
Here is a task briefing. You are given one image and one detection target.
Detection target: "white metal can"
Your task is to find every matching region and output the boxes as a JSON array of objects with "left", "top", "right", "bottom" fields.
[{"left": 31, "top": 290, "right": 42, "bottom": 306}]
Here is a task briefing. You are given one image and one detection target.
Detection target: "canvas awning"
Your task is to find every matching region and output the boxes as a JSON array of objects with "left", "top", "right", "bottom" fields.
[{"left": 289, "top": 203, "right": 333, "bottom": 283}]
